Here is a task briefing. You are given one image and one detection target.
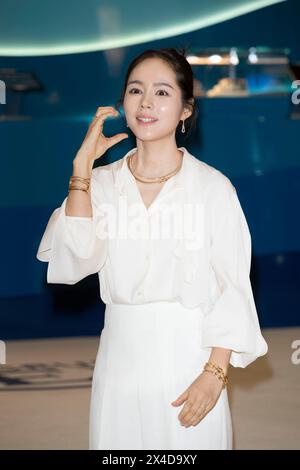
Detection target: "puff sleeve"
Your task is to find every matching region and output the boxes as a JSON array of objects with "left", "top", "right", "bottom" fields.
[
  {"left": 36, "top": 169, "right": 108, "bottom": 284},
  {"left": 201, "top": 179, "right": 268, "bottom": 368}
]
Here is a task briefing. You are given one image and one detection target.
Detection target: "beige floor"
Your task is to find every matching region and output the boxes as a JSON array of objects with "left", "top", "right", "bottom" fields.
[{"left": 0, "top": 327, "right": 299, "bottom": 450}]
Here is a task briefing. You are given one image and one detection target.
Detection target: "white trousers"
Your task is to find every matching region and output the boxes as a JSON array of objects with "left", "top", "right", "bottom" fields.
[{"left": 89, "top": 301, "right": 233, "bottom": 450}]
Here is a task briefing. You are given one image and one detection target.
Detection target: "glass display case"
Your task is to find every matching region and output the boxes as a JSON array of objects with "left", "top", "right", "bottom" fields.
[{"left": 187, "top": 47, "right": 296, "bottom": 97}]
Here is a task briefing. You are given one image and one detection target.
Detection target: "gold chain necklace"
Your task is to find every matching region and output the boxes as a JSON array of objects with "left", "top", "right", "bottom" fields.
[{"left": 127, "top": 153, "right": 183, "bottom": 184}]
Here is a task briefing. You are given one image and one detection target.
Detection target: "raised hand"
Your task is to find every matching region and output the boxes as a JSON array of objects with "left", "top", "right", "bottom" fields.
[{"left": 73, "top": 105, "right": 128, "bottom": 174}]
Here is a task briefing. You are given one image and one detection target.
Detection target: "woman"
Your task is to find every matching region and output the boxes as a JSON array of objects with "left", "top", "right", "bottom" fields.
[{"left": 36, "top": 48, "right": 268, "bottom": 450}]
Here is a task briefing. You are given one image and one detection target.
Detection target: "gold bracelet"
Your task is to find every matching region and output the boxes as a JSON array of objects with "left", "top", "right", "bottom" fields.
[
  {"left": 203, "top": 367, "right": 228, "bottom": 387},
  {"left": 69, "top": 177, "right": 90, "bottom": 186},
  {"left": 205, "top": 361, "right": 228, "bottom": 376},
  {"left": 203, "top": 361, "right": 229, "bottom": 387},
  {"left": 204, "top": 362, "right": 228, "bottom": 382},
  {"left": 69, "top": 177, "right": 90, "bottom": 188},
  {"left": 69, "top": 182, "right": 90, "bottom": 190},
  {"left": 68, "top": 186, "right": 89, "bottom": 193},
  {"left": 70, "top": 179, "right": 90, "bottom": 185},
  {"left": 70, "top": 176, "right": 91, "bottom": 182},
  {"left": 69, "top": 179, "right": 89, "bottom": 189}
]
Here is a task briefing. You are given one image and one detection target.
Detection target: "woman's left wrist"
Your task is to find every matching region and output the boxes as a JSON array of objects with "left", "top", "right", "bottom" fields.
[{"left": 202, "top": 361, "right": 229, "bottom": 388}]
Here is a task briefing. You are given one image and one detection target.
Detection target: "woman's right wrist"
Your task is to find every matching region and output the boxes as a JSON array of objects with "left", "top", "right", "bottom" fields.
[{"left": 72, "top": 157, "right": 93, "bottom": 179}]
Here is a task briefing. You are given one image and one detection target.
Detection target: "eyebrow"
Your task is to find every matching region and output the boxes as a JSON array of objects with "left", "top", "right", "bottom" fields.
[{"left": 127, "top": 79, "right": 174, "bottom": 90}]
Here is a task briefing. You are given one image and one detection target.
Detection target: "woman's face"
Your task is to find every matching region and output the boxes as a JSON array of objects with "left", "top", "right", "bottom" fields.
[{"left": 123, "top": 57, "right": 191, "bottom": 142}]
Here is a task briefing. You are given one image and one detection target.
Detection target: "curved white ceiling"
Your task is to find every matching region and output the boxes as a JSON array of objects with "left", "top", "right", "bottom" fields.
[{"left": 0, "top": 0, "right": 286, "bottom": 56}]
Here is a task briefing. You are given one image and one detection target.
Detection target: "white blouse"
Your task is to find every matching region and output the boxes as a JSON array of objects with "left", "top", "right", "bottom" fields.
[{"left": 36, "top": 146, "right": 268, "bottom": 368}]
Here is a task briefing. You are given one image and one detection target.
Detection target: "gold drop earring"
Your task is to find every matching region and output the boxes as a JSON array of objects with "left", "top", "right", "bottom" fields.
[{"left": 181, "top": 119, "right": 185, "bottom": 133}]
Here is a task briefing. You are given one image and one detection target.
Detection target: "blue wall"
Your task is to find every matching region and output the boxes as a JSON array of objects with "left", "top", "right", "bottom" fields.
[
  {"left": 1, "top": 0, "right": 300, "bottom": 119},
  {"left": 0, "top": 0, "right": 299, "bottom": 339}
]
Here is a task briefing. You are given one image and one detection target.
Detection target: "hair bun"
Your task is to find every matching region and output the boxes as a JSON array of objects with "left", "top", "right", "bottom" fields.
[{"left": 178, "top": 47, "right": 187, "bottom": 58}]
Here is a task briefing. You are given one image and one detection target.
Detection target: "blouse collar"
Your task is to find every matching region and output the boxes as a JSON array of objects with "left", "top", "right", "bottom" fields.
[
  {"left": 114, "top": 146, "right": 189, "bottom": 197},
  {"left": 113, "top": 146, "right": 190, "bottom": 213}
]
